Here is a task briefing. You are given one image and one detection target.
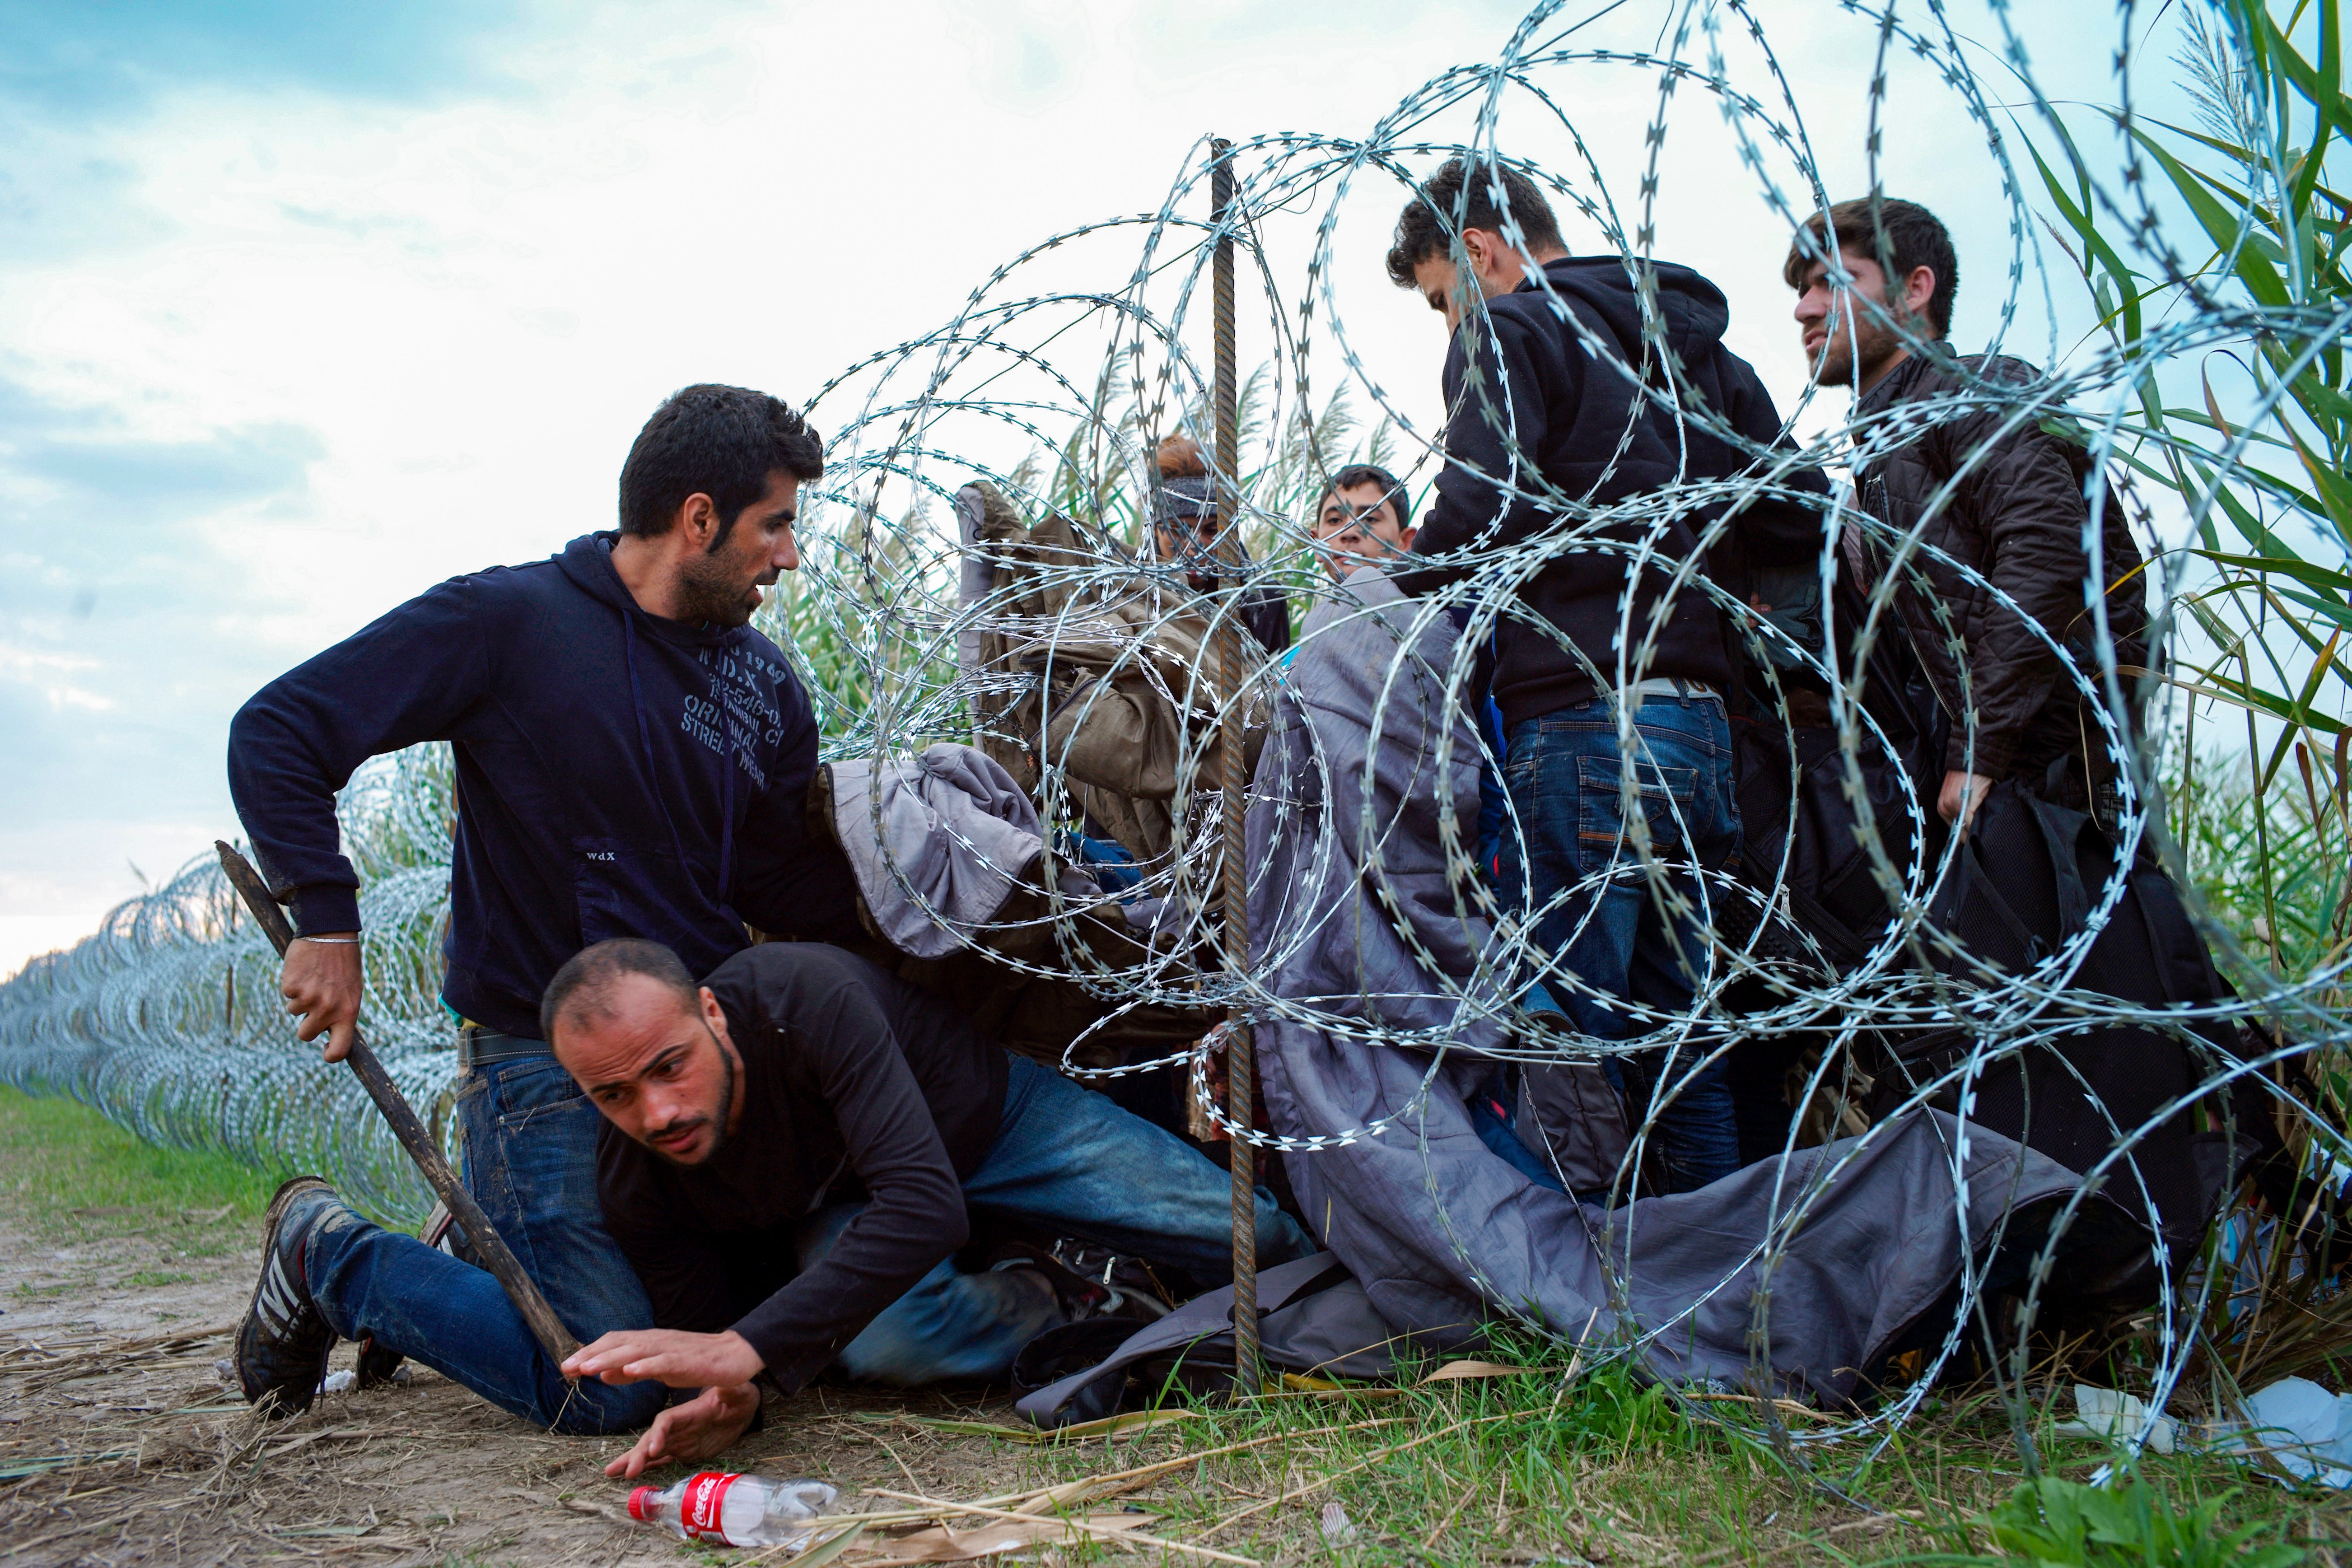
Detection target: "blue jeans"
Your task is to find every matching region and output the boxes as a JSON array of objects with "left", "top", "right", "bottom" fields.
[
  {"left": 303, "top": 1054, "right": 664, "bottom": 1434},
  {"left": 799, "top": 1054, "right": 1315, "bottom": 1386},
  {"left": 1467, "top": 1074, "right": 1566, "bottom": 1194},
  {"left": 1494, "top": 688, "right": 1742, "bottom": 1192}
]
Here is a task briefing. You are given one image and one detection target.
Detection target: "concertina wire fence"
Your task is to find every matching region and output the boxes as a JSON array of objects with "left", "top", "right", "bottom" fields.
[{"left": 2, "top": 0, "right": 2347, "bottom": 1472}]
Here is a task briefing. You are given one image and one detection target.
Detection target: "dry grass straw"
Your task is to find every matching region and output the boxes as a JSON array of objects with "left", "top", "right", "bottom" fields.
[
  {"left": 3, "top": 1320, "right": 235, "bottom": 1395},
  {"left": 861, "top": 1487, "right": 1255, "bottom": 1563}
]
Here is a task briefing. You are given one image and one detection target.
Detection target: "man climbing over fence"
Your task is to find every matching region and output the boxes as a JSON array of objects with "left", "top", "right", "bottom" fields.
[
  {"left": 225, "top": 384, "right": 859, "bottom": 1430},
  {"left": 1386, "top": 156, "right": 1830, "bottom": 1193}
]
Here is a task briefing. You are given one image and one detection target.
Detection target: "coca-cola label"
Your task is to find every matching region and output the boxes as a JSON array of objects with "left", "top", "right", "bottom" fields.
[{"left": 683, "top": 1471, "right": 741, "bottom": 1541}]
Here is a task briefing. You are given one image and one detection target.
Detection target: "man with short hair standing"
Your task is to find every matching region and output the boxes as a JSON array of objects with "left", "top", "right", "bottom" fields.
[
  {"left": 1787, "top": 197, "right": 2147, "bottom": 826},
  {"left": 1307, "top": 463, "right": 1417, "bottom": 583},
  {"left": 226, "top": 384, "right": 859, "bottom": 1431},
  {"left": 1386, "top": 157, "right": 1827, "bottom": 1193}
]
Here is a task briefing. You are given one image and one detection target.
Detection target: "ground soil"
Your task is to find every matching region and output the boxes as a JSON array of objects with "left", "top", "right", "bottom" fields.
[
  {"left": 7, "top": 1102, "right": 2344, "bottom": 1567},
  {"left": 0, "top": 1208, "right": 1062, "bottom": 1566}
]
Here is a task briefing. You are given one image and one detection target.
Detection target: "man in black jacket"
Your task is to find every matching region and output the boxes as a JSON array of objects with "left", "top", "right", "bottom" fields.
[
  {"left": 1388, "top": 158, "right": 1828, "bottom": 1192},
  {"left": 547, "top": 938, "right": 1314, "bottom": 1474},
  {"left": 227, "top": 385, "right": 860, "bottom": 1431},
  {"left": 1787, "top": 198, "right": 2147, "bottom": 826}
]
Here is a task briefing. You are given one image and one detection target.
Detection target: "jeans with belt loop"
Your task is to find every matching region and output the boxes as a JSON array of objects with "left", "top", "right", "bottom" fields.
[
  {"left": 299, "top": 1046, "right": 664, "bottom": 1433},
  {"left": 1492, "top": 683, "right": 1743, "bottom": 1193}
]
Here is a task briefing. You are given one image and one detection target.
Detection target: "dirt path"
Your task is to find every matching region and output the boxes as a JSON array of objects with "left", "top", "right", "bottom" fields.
[{"left": 0, "top": 1210, "right": 1054, "bottom": 1566}]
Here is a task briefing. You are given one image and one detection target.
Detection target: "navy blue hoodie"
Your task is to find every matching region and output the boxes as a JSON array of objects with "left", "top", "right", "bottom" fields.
[
  {"left": 1396, "top": 256, "right": 1829, "bottom": 730},
  {"left": 228, "top": 533, "right": 859, "bottom": 1039}
]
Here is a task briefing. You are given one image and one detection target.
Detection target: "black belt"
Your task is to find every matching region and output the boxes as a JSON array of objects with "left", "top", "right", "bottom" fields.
[{"left": 457, "top": 1025, "right": 554, "bottom": 1073}]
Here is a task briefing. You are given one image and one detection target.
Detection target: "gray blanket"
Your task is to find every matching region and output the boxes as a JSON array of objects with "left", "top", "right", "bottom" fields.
[
  {"left": 1245, "top": 572, "right": 2092, "bottom": 1400},
  {"left": 829, "top": 743, "right": 1086, "bottom": 960}
]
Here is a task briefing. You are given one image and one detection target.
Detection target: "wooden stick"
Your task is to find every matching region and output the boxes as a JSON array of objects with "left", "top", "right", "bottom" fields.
[
  {"left": 215, "top": 841, "right": 579, "bottom": 1367},
  {"left": 791, "top": 1414, "right": 1416, "bottom": 1534},
  {"left": 1037, "top": 1413, "right": 1411, "bottom": 1497}
]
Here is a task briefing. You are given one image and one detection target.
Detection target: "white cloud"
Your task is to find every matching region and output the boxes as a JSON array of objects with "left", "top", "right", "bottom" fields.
[{"left": 0, "top": 644, "right": 114, "bottom": 711}]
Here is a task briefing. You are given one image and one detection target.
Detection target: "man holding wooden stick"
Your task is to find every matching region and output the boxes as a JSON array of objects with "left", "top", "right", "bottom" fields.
[{"left": 226, "top": 384, "right": 858, "bottom": 1431}]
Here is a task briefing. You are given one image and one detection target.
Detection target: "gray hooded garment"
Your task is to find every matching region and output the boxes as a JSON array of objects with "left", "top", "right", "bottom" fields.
[
  {"left": 826, "top": 744, "right": 1093, "bottom": 961},
  {"left": 1244, "top": 570, "right": 2092, "bottom": 1401}
]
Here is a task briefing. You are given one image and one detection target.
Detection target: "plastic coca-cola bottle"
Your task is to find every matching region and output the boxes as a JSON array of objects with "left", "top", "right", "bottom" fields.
[{"left": 628, "top": 1473, "right": 837, "bottom": 1548}]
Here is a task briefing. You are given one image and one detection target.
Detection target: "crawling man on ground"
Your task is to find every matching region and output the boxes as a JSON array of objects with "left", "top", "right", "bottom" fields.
[{"left": 546, "top": 938, "right": 1315, "bottom": 1475}]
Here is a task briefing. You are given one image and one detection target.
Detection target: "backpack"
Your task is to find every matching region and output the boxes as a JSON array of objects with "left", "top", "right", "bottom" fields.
[
  {"left": 1010, "top": 1253, "right": 1421, "bottom": 1427},
  {"left": 1865, "top": 770, "right": 2274, "bottom": 1267},
  {"left": 1722, "top": 551, "right": 2270, "bottom": 1272}
]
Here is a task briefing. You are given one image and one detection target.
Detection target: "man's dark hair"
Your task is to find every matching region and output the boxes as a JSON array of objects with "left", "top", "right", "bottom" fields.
[
  {"left": 541, "top": 937, "right": 699, "bottom": 1045},
  {"left": 1783, "top": 197, "right": 1959, "bottom": 338},
  {"left": 617, "top": 383, "right": 826, "bottom": 545},
  {"left": 1319, "top": 463, "right": 1411, "bottom": 528},
  {"left": 1385, "top": 157, "right": 1566, "bottom": 288}
]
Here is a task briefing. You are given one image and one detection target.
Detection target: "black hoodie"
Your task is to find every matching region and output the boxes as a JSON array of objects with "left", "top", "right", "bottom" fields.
[
  {"left": 1396, "top": 256, "right": 1829, "bottom": 730},
  {"left": 228, "top": 533, "right": 859, "bottom": 1039}
]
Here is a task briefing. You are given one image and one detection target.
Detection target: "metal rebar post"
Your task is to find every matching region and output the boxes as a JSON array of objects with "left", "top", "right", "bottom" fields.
[{"left": 1209, "top": 135, "right": 1259, "bottom": 1396}]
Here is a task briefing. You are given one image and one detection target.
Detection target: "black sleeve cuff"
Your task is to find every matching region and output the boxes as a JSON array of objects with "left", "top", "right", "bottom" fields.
[{"left": 291, "top": 884, "right": 363, "bottom": 937}]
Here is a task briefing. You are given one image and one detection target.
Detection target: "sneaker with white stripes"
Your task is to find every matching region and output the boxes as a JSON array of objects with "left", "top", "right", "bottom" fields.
[{"left": 235, "top": 1176, "right": 345, "bottom": 1418}]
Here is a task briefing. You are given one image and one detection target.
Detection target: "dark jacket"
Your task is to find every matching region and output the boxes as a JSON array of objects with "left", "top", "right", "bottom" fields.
[
  {"left": 1237, "top": 579, "right": 1293, "bottom": 658},
  {"left": 228, "top": 533, "right": 858, "bottom": 1039},
  {"left": 1397, "top": 255, "right": 1828, "bottom": 730},
  {"left": 597, "top": 943, "right": 1008, "bottom": 1392},
  {"left": 1849, "top": 352, "right": 2148, "bottom": 782}
]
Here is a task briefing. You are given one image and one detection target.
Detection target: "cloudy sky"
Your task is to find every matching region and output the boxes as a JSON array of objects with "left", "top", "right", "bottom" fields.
[{"left": 0, "top": 0, "right": 2164, "bottom": 974}]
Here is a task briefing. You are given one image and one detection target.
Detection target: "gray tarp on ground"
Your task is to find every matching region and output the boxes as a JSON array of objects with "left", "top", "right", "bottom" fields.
[{"left": 1245, "top": 571, "right": 2092, "bottom": 1402}]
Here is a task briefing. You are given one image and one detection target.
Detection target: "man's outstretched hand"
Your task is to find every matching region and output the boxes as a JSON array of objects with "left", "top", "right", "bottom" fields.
[
  {"left": 563, "top": 1328, "right": 762, "bottom": 1390},
  {"left": 281, "top": 935, "right": 363, "bottom": 1063},
  {"left": 1938, "top": 770, "right": 1995, "bottom": 833},
  {"left": 568, "top": 1331, "right": 767, "bottom": 1480},
  {"left": 604, "top": 1382, "right": 761, "bottom": 1479}
]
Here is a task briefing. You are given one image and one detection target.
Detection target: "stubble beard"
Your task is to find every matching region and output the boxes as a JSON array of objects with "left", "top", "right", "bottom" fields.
[
  {"left": 1811, "top": 311, "right": 1904, "bottom": 391},
  {"left": 649, "top": 1027, "right": 737, "bottom": 1167},
  {"left": 674, "top": 546, "right": 758, "bottom": 628}
]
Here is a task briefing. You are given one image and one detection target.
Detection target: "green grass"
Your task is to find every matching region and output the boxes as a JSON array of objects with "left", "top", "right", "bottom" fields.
[
  {"left": 0, "top": 1086, "right": 280, "bottom": 1239},
  {"left": 784, "top": 1357, "right": 2350, "bottom": 1566}
]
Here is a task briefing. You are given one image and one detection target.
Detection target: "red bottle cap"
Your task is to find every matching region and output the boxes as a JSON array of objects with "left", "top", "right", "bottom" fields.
[{"left": 628, "top": 1485, "right": 656, "bottom": 1521}]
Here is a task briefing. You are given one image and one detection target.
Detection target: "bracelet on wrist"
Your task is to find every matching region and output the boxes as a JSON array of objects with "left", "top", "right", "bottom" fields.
[{"left": 298, "top": 935, "right": 362, "bottom": 945}]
